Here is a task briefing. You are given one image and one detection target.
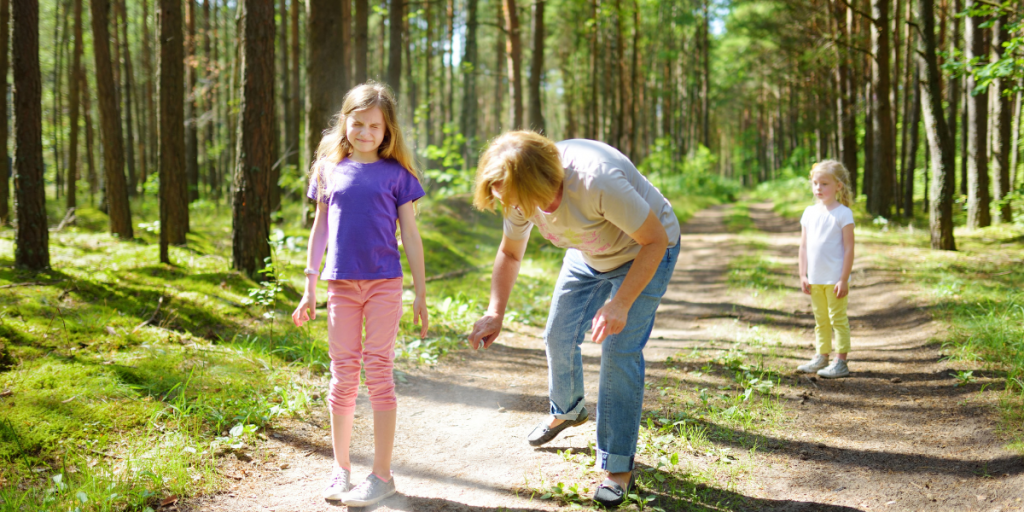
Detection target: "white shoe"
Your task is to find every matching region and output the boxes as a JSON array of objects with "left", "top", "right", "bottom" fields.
[
  {"left": 797, "top": 354, "right": 829, "bottom": 373},
  {"left": 321, "top": 466, "right": 351, "bottom": 501},
  {"left": 818, "top": 359, "right": 850, "bottom": 379}
]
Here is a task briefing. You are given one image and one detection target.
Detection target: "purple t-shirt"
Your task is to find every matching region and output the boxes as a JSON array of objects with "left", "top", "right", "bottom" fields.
[{"left": 307, "top": 157, "right": 425, "bottom": 280}]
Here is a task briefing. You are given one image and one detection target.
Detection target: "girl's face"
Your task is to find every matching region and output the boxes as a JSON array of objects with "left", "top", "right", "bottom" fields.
[
  {"left": 345, "top": 106, "right": 386, "bottom": 162},
  {"left": 811, "top": 172, "right": 841, "bottom": 206}
]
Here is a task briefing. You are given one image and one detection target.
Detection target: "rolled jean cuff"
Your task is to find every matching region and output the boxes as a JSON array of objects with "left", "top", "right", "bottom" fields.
[
  {"left": 550, "top": 399, "right": 585, "bottom": 421},
  {"left": 597, "top": 450, "right": 634, "bottom": 473}
]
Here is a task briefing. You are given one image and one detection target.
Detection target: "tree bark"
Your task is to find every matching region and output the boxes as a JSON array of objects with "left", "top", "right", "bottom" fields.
[
  {"left": 947, "top": 0, "right": 962, "bottom": 194},
  {"left": 143, "top": 0, "right": 157, "bottom": 187},
  {"left": 701, "top": 0, "right": 710, "bottom": 149},
  {"left": 904, "top": 65, "right": 920, "bottom": 218},
  {"left": 990, "top": 13, "right": 1012, "bottom": 223},
  {"left": 492, "top": 0, "right": 504, "bottom": 136},
  {"left": 289, "top": 0, "right": 301, "bottom": 167},
  {"left": 354, "top": 0, "right": 368, "bottom": 84},
  {"left": 117, "top": 0, "right": 137, "bottom": 197},
  {"left": 1, "top": 0, "right": 11, "bottom": 225},
  {"left": 461, "top": 0, "right": 478, "bottom": 163},
  {"left": 185, "top": 0, "right": 199, "bottom": 202},
  {"left": 80, "top": 70, "right": 97, "bottom": 204},
  {"left": 863, "top": 78, "right": 874, "bottom": 197},
  {"left": 387, "top": 0, "right": 403, "bottom": 96},
  {"left": 916, "top": 0, "right": 954, "bottom": 249},
  {"left": 158, "top": 0, "right": 188, "bottom": 260},
  {"left": 90, "top": 0, "right": 133, "bottom": 238},
  {"left": 66, "top": 0, "right": 83, "bottom": 210},
  {"left": 12, "top": 0, "right": 48, "bottom": 269},
  {"left": 869, "top": 0, "right": 895, "bottom": 217},
  {"left": 233, "top": 0, "right": 274, "bottom": 279},
  {"left": 527, "top": 0, "right": 545, "bottom": 133},
  {"left": 504, "top": 0, "right": 523, "bottom": 129},
  {"left": 965, "top": 1, "right": 990, "bottom": 228},
  {"left": 279, "top": 0, "right": 290, "bottom": 168},
  {"left": 305, "top": 0, "right": 346, "bottom": 172},
  {"left": 835, "top": 0, "right": 858, "bottom": 193}
]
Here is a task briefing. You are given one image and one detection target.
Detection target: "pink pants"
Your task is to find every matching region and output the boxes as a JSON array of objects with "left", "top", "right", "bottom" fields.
[{"left": 326, "top": 278, "right": 403, "bottom": 415}]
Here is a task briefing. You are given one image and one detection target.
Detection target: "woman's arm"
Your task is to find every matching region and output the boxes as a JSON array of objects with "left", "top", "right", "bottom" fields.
[
  {"left": 591, "top": 209, "right": 668, "bottom": 344},
  {"left": 292, "top": 202, "right": 329, "bottom": 326},
  {"left": 398, "top": 202, "right": 429, "bottom": 337},
  {"left": 834, "top": 224, "right": 855, "bottom": 299},
  {"left": 799, "top": 226, "right": 810, "bottom": 295},
  {"left": 467, "top": 234, "right": 529, "bottom": 349}
]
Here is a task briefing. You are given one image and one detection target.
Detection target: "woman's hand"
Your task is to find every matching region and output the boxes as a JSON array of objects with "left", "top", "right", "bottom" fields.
[
  {"left": 468, "top": 312, "right": 503, "bottom": 350},
  {"left": 292, "top": 293, "right": 316, "bottom": 327},
  {"left": 800, "top": 276, "right": 811, "bottom": 295},
  {"left": 834, "top": 280, "right": 849, "bottom": 299},
  {"left": 413, "top": 294, "right": 429, "bottom": 338},
  {"left": 592, "top": 299, "right": 629, "bottom": 344}
]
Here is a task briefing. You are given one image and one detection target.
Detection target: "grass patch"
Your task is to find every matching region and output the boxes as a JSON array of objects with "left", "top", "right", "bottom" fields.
[{"left": 723, "top": 203, "right": 756, "bottom": 233}]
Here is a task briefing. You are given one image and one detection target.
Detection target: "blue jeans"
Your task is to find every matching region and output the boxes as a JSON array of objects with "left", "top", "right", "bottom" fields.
[{"left": 544, "top": 241, "right": 679, "bottom": 473}]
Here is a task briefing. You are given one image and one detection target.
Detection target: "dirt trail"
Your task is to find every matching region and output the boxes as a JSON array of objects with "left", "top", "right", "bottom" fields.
[{"left": 183, "top": 204, "right": 1023, "bottom": 512}]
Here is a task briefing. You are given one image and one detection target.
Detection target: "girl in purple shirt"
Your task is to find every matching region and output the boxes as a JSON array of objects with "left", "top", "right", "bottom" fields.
[{"left": 291, "top": 82, "right": 428, "bottom": 507}]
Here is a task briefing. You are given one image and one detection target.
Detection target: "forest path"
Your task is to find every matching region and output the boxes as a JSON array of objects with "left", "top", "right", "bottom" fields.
[{"left": 182, "top": 203, "right": 1023, "bottom": 512}]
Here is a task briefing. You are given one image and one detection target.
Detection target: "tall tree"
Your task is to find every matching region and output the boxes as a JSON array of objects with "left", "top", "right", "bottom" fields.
[
  {"left": 67, "top": 0, "right": 83, "bottom": 210},
  {"left": 834, "top": 0, "right": 858, "bottom": 190},
  {"left": 701, "top": 0, "right": 710, "bottom": 149},
  {"left": 0, "top": 0, "right": 9, "bottom": 225},
  {"left": 12, "top": 0, "right": 48, "bottom": 270},
  {"left": 288, "top": 0, "right": 301, "bottom": 167},
  {"left": 916, "top": 0, "right": 954, "bottom": 250},
  {"left": 185, "top": 0, "right": 199, "bottom": 201},
  {"left": 89, "top": 0, "right": 133, "bottom": 238},
  {"left": 279, "top": 0, "right": 289, "bottom": 166},
  {"left": 80, "top": 70, "right": 97, "bottom": 203},
  {"left": 965, "top": 0, "right": 990, "bottom": 228},
  {"left": 158, "top": 0, "right": 188, "bottom": 262},
  {"left": 903, "top": 65, "right": 921, "bottom": 218},
  {"left": 304, "top": 0, "right": 345, "bottom": 173},
  {"left": 504, "top": 0, "right": 523, "bottom": 129},
  {"left": 947, "top": 0, "right": 962, "bottom": 194},
  {"left": 117, "top": 0, "right": 138, "bottom": 196},
  {"left": 990, "top": 12, "right": 1012, "bottom": 223},
  {"left": 354, "top": 0, "right": 368, "bottom": 84},
  {"left": 492, "top": 0, "right": 504, "bottom": 136},
  {"left": 528, "top": 0, "right": 545, "bottom": 132},
  {"left": 869, "top": 0, "right": 895, "bottom": 217},
  {"left": 233, "top": 0, "right": 274, "bottom": 278},
  {"left": 142, "top": 0, "right": 157, "bottom": 182},
  {"left": 461, "top": 0, "right": 478, "bottom": 162},
  {"left": 387, "top": 0, "right": 402, "bottom": 96}
]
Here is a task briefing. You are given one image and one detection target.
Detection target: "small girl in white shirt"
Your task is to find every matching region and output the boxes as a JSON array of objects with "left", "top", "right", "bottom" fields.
[{"left": 798, "top": 160, "right": 855, "bottom": 378}]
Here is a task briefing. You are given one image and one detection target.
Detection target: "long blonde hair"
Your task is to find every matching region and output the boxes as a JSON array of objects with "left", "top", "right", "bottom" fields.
[
  {"left": 309, "top": 82, "right": 419, "bottom": 203},
  {"left": 473, "top": 131, "right": 564, "bottom": 217},
  {"left": 810, "top": 160, "right": 854, "bottom": 207}
]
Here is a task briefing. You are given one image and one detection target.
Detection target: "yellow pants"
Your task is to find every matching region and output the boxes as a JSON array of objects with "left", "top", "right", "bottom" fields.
[{"left": 810, "top": 284, "right": 850, "bottom": 354}]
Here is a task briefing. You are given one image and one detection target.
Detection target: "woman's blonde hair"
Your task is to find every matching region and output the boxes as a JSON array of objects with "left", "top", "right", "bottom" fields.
[
  {"left": 309, "top": 81, "right": 419, "bottom": 202},
  {"left": 473, "top": 131, "right": 564, "bottom": 216},
  {"left": 810, "top": 160, "right": 854, "bottom": 207}
]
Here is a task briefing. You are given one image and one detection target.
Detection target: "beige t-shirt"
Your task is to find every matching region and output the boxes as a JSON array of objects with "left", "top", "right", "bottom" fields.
[{"left": 503, "top": 139, "right": 680, "bottom": 272}]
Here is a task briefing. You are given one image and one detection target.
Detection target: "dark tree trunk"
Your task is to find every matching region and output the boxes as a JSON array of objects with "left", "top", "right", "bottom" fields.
[
  {"left": 1010, "top": 89, "right": 1021, "bottom": 193},
  {"left": 904, "top": 65, "right": 920, "bottom": 218},
  {"left": 461, "top": 0, "right": 478, "bottom": 163},
  {"left": 81, "top": 71, "right": 97, "bottom": 203},
  {"left": 701, "top": 0, "right": 710, "bottom": 149},
  {"left": 305, "top": 0, "right": 346, "bottom": 172},
  {"left": 492, "top": 0, "right": 504, "bottom": 136},
  {"left": 289, "top": 0, "right": 301, "bottom": 168},
  {"left": 504, "top": 0, "right": 522, "bottom": 129},
  {"left": 354, "top": 0, "right": 368, "bottom": 84},
  {"left": 0, "top": 0, "right": 10, "bottom": 225},
  {"left": 67, "top": 0, "right": 83, "bottom": 210},
  {"left": 527, "top": 0, "right": 544, "bottom": 133},
  {"left": 279, "top": 0, "right": 290, "bottom": 169},
  {"left": 965, "top": 1, "right": 990, "bottom": 228},
  {"left": 990, "top": 14, "right": 1012, "bottom": 223},
  {"left": 947, "top": 0, "right": 962, "bottom": 195},
  {"left": 90, "top": 0, "right": 133, "bottom": 238},
  {"left": 424, "top": 0, "right": 434, "bottom": 145},
  {"left": 233, "top": 0, "right": 274, "bottom": 279},
  {"left": 117, "top": 0, "right": 137, "bottom": 197},
  {"left": 143, "top": 0, "right": 157, "bottom": 188},
  {"left": 836, "top": 0, "right": 858, "bottom": 193},
  {"left": 185, "top": 0, "right": 199, "bottom": 202},
  {"left": 916, "top": 0, "right": 954, "bottom": 249},
  {"left": 870, "top": 0, "right": 895, "bottom": 217},
  {"left": 159, "top": 0, "right": 188, "bottom": 260},
  {"left": 863, "top": 78, "right": 875, "bottom": 198},
  {"left": 387, "top": 0, "right": 402, "bottom": 96},
  {"left": 12, "top": 0, "right": 49, "bottom": 269}
]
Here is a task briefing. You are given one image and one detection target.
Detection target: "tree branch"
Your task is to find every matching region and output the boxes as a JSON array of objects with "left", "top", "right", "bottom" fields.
[{"left": 835, "top": 0, "right": 878, "bottom": 26}]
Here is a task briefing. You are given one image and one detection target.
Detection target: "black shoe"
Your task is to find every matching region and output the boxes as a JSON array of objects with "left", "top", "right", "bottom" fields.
[
  {"left": 526, "top": 407, "right": 589, "bottom": 447},
  {"left": 592, "top": 473, "right": 636, "bottom": 508}
]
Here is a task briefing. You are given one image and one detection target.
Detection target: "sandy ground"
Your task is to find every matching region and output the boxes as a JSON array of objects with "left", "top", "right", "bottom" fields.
[{"left": 180, "top": 204, "right": 1024, "bottom": 512}]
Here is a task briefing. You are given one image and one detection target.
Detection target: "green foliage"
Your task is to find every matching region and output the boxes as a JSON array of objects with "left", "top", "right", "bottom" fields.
[
  {"left": 422, "top": 123, "right": 470, "bottom": 197},
  {"left": 640, "top": 139, "right": 739, "bottom": 202}
]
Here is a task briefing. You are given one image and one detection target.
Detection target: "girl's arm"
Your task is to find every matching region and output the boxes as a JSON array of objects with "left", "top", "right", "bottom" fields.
[
  {"left": 799, "top": 226, "right": 810, "bottom": 295},
  {"left": 398, "top": 202, "right": 429, "bottom": 338},
  {"left": 292, "top": 202, "right": 329, "bottom": 327},
  {"left": 834, "top": 224, "right": 855, "bottom": 299}
]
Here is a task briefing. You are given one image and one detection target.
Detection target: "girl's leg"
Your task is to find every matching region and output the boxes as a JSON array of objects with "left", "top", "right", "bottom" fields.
[
  {"left": 825, "top": 286, "right": 850, "bottom": 359},
  {"left": 326, "top": 280, "right": 365, "bottom": 471},
  {"left": 361, "top": 278, "right": 404, "bottom": 479},
  {"left": 809, "top": 285, "right": 834, "bottom": 355}
]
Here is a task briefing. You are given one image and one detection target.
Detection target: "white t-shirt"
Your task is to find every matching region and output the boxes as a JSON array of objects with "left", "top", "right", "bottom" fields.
[
  {"left": 503, "top": 139, "right": 680, "bottom": 272},
  {"left": 801, "top": 203, "right": 854, "bottom": 285}
]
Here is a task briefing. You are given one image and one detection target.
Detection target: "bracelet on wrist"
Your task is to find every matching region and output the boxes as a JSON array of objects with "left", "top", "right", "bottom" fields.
[{"left": 303, "top": 267, "right": 319, "bottom": 276}]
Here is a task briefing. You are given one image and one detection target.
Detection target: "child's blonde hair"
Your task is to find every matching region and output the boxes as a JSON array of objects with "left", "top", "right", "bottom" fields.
[
  {"left": 810, "top": 160, "right": 854, "bottom": 207},
  {"left": 473, "top": 131, "right": 565, "bottom": 217},
  {"left": 309, "top": 82, "right": 419, "bottom": 203}
]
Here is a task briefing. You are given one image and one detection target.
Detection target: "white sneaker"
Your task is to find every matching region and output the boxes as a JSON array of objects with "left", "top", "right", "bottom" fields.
[
  {"left": 798, "top": 354, "right": 829, "bottom": 373},
  {"left": 321, "top": 466, "right": 351, "bottom": 501},
  {"left": 343, "top": 473, "right": 397, "bottom": 507},
  {"left": 818, "top": 359, "right": 850, "bottom": 379}
]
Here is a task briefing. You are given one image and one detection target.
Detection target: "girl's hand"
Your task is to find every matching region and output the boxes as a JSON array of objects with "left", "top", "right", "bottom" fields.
[
  {"left": 412, "top": 295, "right": 429, "bottom": 338},
  {"left": 292, "top": 294, "right": 316, "bottom": 327},
  {"left": 592, "top": 299, "right": 629, "bottom": 344},
  {"left": 800, "top": 276, "right": 811, "bottom": 295},
  {"left": 834, "top": 280, "right": 849, "bottom": 299}
]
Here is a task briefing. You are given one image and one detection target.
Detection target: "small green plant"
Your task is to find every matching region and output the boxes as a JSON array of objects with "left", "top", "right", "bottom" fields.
[
  {"left": 955, "top": 370, "right": 976, "bottom": 387},
  {"left": 243, "top": 257, "right": 284, "bottom": 350}
]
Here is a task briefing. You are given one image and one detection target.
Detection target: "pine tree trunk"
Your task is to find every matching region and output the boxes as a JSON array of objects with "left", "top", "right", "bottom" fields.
[
  {"left": 117, "top": 0, "right": 137, "bottom": 197},
  {"left": 701, "top": 0, "right": 710, "bottom": 149},
  {"left": 916, "top": 0, "right": 954, "bottom": 250},
  {"left": 80, "top": 71, "right": 97, "bottom": 204},
  {"left": 90, "top": 0, "right": 133, "bottom": 238},
  {"left": 527, "top": 0, "right": 544, "bottom": 133},
  {"left": 1010, "top": 89, "right": 1021, "bottom": 192},
  {"left": 233, "top": 0, "right": 274, "bottom": 279},
  {"left": 305, "top": 0, "right": 346, "bottom": 170},
  {"left": 588, "top": 0, "right": 597, "bottom": 140},
  {"left": 158, "top": 0, "right": 188, "bottom": 259},
  {"left": 289, "top": 0, "right": 301, "bottom": 168},
  {"left": 835, "top": 0, "right": 858, "bottom": 192},
  {"left": 461, "top": 0, "right": 478, "bottom": 163},
  {"left": 279, "top": 0, "right": 290, "bottom": 168},
  {"left": 66, "top": 0, "right": 83, "bottom": 210},
  {"left": 52, "top": 1, "right": 66, "bottom": 203},
  {"left": 1, "top": 0, "right": 11, "bottom": 225},
  {"left": 990, "top": 14, "right": 1012, "bottom": 223},
  {"left": 387, "top": 0, "right": 403, "bottom": 97},
  {"left": 965, "top": 1, "right": 990, "bottom": 228},
  {"left": 424, "top": 1, "right": 434, "bottom": 145},
  {"left": 504, "top": 0, "right": 522, "bottom": 129},
  {"left": 185, "top": 0, "right": 199, "bottom": 202},
  {"left": 904, "top": 65, "right": 920, "bottom": 218},
  {"left": 445, "top": 0, "right": 453, "bottom": 125},
  {"left": 143, "top": 0, "right": 156, "bottom": 187},
  {"left": 354, "top": 0, "right": 368, "bottom": 84},
  {"left": 629, "top": 0, "right": 639, "bottom": 159},
  {"left": 864, "top": 78, "right": 875, "bottom": 198},
  {"left": 210, "top": 0, "right": 222, "bottom": 199},
  {"left": 492, "top": 0, "right": 504, "bottom": 136},
  {"left": 870, "top": 0, "right": 895, "bottom": 217}
]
